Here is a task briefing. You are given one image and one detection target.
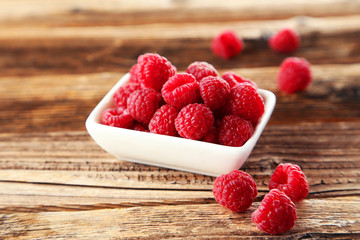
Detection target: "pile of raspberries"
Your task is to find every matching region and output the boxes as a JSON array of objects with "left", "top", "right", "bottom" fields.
[
  {"left": 213, "top": 163, "right": 309, "bottom": 235},
  {"left": 102, "top": 53, "right": 265, "bottom": 147}
]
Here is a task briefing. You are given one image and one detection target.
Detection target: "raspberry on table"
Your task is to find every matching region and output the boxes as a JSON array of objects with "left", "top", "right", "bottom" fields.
[
  {"left": 149, "top": 104, "right": 178, "bottom": 136},
  {"left": 222, "top": 71, "right": 257, "bottom": 89},
  {"left": 161, "top": 73, "right": 200, "bottom": 110},
  {"left": 199, "top": 76, "right": 230, "bottom": 111},
  {"left": 218, "top": 115, "right": 254, "bottom": 147},
  {"left": 101, "top": 107, "right": 134, "bottom": 129},
  {"left": 127, "top": 88, "right": 162, "bottom": 124},
  {"left": 186, "top": 61, "right": 218, "bottom": 81},
  {"left": 213, "top": 170, "right": 258, "bottom": 212},
  {"left": 137, "top": 53, "right": 176, "bottom": 91},
  {"left": 269, "top": 163, "right": 309, "bottom": 202},
  {"left": 113, "top": 82, "right": 142, "bottom": 108},
  {"left": 228, "top": 84, "right": 265, "bottom": 126},
  {"left": 212, "top": 29, "right": 243, "bottom": 59},
  {"left": 129, "top": 63, "right": 141, "bottom": 84},
  {"left": 278, "top": 57, "right": 312, "bottom": 94},
  {"left": 269, "top": 28, "right": 300, "bottom": 54},
  {"left": 252, "top": 189, "right": 297, "bottom": 235},
  {"left": 175, "top": 103, "right": 214, "bottom": 140}
]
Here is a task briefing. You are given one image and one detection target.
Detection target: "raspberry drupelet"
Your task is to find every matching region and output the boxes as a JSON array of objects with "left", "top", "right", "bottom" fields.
[
  {"left": 213, "top": 170, "right": 258, "bottom": 212},
  {"left": 269, "top": 28, "right": 300, "bottom": 54},
  {"left": 161, "top": 73, "right": 200, "bottom": 110},
  {"left": 127, "top": 88, "right": 162, "bottom": 125},
  {"left": 269, "top": 163, "right": 309, "bottom": 202},
  {"left": 199, "top": 76, "right": 230, "bottom": 111},
  {"left": 212, "top": 30, "right": 243, "bottom": 59},
  {"left": 149, "top": 104, "right": 178, "bottom": 136},
  {"left": 101, "top": 107, "right": 134, "bottom": 129},
  {"left": 277, "top": 57, "right": 312, "bottom": 94},
  {"left": 218, "top": 115, "right": 254, "bottom": 147},
  {"left": 175, "top": 103, "right": 214, "bottom": 140},
  {"left": 252, "top": 189, "right": 297, "bottom": 235},
  {"left": 228, "top": 83, "right": 265, "bottom": 126},
  {"left": 137, "top": 53, "right": 176, "bottom": 91},
  {"left": 186, "top": 61, "right": 218, "bottom": 81}
]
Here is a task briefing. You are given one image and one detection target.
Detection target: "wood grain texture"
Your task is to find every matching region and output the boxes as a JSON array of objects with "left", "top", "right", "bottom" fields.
[
  {"left": 1, "top": 0, "right": 360, "bottom": 238},
  {"left": 0, "top": 15, "right": 360, "bottom": 76},
  {"left": 1, "top": 0, "right": 360, "bottom": 23},
  {"left": 0, "top": 64, "right": 359, "bottom": 133},
  {"left": 0, "top": 121, "right": 359, "bottom": 214},
  {"left": 1, "top": 197, "right": 359, "bottom": 239}
]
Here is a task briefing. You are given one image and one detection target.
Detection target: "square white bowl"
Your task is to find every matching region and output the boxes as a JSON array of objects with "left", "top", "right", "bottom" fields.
[{"left": 86, "top": 73, "right": 276, "bottom": 177}]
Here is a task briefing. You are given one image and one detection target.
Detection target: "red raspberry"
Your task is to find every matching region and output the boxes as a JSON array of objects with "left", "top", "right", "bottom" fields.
[
  {"left": 133, "top": 122, "right": 149, "bottom": 132},
  {"left": 202, "top": 125, "right": 218, "bottom": 144},
  {"left": 278, "top": 57, "right": 312, "bottom": 94},
  {"left": 212, "top": 29, "right": 243, "bottom": 59},
  {"left": 218, "top": 115, "right": 254, "bottom": 147},
  {"left": 269, "top": 28, "right": 300, "bottom": 54},
  {"left": 228, "top": 84, "right": 265, "bottom": 126},
  {"left": 252, "top": 189, "right": 297, "bottom": 235},
  {"left": 186, "top": 61, "right": 218, "bottom": 81},
  {"left": 149, "top": 105, "right": 178, "bottom": 136},
  {"left": 137, "top": 53, "right": 176, "bottom": 91},
  {"left": 269, "top": 163, "right": 309, "bottom": 202},
  {"left": 113, "top": 82, "right": 142, "bottom": 108},
  {"left": 199, "top": 76, "right": 230, "bottom": 111},
  {"left": 161, "top": 73, "right": 200, "bottom": 110},
  {"left": 101, "top": 107, "right": 134, "bottom": 129},
  {"left": 222, "top": 71, "right": 257, "bottom": 89},
  {"left": 129, "top": 63, "right": 140, "bottom": 84},
  {"left": 127, "top": 88, "right": 161, "bottom": 124},
  {"left": 175, "top": 103, "right": 214, "bottom": 140},
  {"left": 213, "top": 170, "right": 257, "bottom": 212}
]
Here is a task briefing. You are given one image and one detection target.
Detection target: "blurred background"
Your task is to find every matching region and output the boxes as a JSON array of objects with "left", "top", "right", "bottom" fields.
[{"left": 0, "top": 0, "right": 359, "bottom": 132}]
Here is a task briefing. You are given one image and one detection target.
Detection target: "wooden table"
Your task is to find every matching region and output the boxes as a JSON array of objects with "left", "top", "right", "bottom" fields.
[{"left": 1, "top": 1, "right": 360, "bottom": 239}]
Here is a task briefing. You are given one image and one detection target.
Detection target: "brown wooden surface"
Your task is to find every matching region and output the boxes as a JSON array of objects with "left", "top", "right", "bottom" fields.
[{"left": 0, "top": 1, "right": 359, "bottom": 239}]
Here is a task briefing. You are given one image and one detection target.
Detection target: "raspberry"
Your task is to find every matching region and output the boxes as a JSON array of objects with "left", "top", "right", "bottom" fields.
[
  {"left": 149, "top": 105, "right": 178, "bottom": 136},
  {"left": 228, "top": 84, "right": 265, "bottom": 126},
  {"left": 222, "top": 71, "right": 257, "bottom": 89},
  {"left": 278, "top": 57, "right": 312, "bottom": 94},
  {"left": 199, "top": 76, "right": 230, "bottom": 111},
  {"left": 101, "top": 107, "right": 134, "bottom": 129},
  {"left": 213, "top": 170, "right": 257, "bottom": 212},
  {"left": 129, "top": 63, "right": 140, "bottom": 84},
  {"left": 252, "top": 189, "right": 297, "bottom": 235},
  {"left": 212, "top": 29, "right": 243, "bottom": 59},
  {"left": 175, "top": 103, "right": 214, "bottom": 140},
  {"left": 186, "top": 61, "right": 218, "bottom": 81},
  {"left": 113, "top": 82, "right": 142, "bottom": 108},
  {"left": 218, "top": 115, "right": 254, "bottom": 147},
  {"left": 161, "top": 73, "right": 200, "bottom": 110},
  {"left": 137, "top": 53, "right": 176, "bottom": 91},
  {"left": 202, "top": 126, "right": 218, "bottom": 144},
  {"left": 133, "top": 122, "right": 149, "bottom": 132},
  {"left": 269, "top": 28, "right": 300, "bottom": 54},
  {"left": 269, "top": 163, "right": 309, "bottom": 202},
  {"left": 127, "top": 88, "right": 161, "bottom": 124}
]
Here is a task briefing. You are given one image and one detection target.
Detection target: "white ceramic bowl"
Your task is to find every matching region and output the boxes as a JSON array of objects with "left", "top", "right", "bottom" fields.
[{"left": 86, "top": 74, "right": 276, "bottom": 177}]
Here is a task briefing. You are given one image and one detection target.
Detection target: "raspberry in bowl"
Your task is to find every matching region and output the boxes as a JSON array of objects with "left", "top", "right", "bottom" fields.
[{"left": 86, "top": 55, "right": 276, "bottom": 176}]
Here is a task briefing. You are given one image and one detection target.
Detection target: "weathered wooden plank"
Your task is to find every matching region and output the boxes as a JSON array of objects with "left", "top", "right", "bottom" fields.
[
  {"left": 1, "top": 64, "right": 359, "bottom": 133},
  {"left": 0, "top": 15, "right": 360, "bottom": 75},
  {"left": 0, "top": 121, "right": 359, "bottom": 197},
  {"left": 0, "top": 197, "right": 359, "bottom": 239},
  {"left": 1, "top": 0, "right": 360, "bottom": 24}
]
